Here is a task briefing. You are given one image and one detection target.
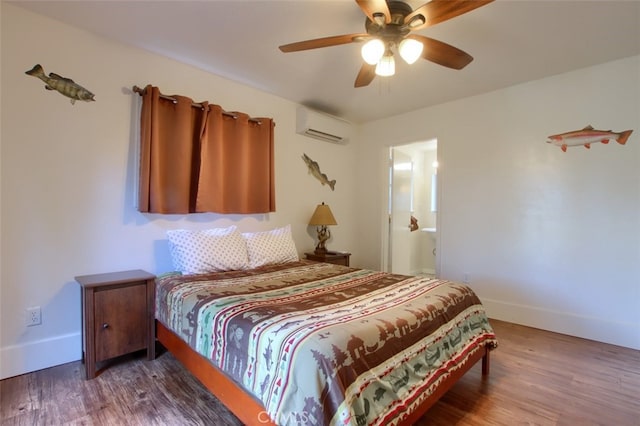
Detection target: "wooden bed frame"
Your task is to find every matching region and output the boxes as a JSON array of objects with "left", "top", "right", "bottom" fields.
[{"left": 157, "top": 320, "right": 492, "bottom": 425}]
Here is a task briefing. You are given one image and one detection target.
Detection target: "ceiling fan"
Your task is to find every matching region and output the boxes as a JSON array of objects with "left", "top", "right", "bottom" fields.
[{"left": 279, "top": 0, "right": 494, "bottom": 87}]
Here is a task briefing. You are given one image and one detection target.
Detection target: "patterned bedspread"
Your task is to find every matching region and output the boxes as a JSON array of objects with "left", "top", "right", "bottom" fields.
[{"left": 156, "top": 260, "right": 497, "bottom": 426}]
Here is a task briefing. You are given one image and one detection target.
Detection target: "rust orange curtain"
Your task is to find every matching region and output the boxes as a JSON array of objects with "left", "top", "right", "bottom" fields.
[{"left": 138, "top": 85, "right": 275, "bottom": 214}]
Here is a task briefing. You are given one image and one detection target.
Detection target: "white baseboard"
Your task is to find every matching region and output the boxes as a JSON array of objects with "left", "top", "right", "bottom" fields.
[
  {"left": 482, "top": 298, "right": 640, "bottom": 350},
  {"left": 0, "top": 332, "right": 82, "bottom": 379}
]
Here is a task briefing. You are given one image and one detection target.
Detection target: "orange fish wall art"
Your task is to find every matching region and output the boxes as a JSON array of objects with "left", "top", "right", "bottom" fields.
[{"left": 546, "top": 125, "right": 633, "bottom": 152}]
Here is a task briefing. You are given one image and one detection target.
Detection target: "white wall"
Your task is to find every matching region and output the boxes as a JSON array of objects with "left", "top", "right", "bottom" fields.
[
  {"left": 357, "top": 55, "right": 640, "bottom": 349},
  {"left": 2, "top": 4, "right": 638, "bottom": 380},
  {"left": 0, "top": 4, "right": 359, "bottom": 378}
]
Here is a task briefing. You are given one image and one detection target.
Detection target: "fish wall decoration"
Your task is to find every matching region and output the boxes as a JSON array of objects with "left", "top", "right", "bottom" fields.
[
  {"left": 409, "top": 215, "right": 419, "bottom": 232},
  {"left": 302, "top": 153, "right": 336, "bottom": 191},
  {"left": 547, "top": 125, "right": 633, "bottom": 152},
  {"left": 25, "top": 64, "right": 95, "bottom": 104}
]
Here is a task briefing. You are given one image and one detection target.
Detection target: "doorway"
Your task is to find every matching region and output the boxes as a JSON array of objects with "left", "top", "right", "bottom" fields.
[{"left": 386, "top": 139, "right": 439, "bottom": 277}]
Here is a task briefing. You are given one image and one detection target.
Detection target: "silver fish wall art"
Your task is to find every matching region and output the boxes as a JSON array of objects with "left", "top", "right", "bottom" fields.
[
  {"left": 302, "top": 153, "right": 336, "bottom": 191},
  {"left": 25, "top": 64, "right": 95, "bottom": 104}
]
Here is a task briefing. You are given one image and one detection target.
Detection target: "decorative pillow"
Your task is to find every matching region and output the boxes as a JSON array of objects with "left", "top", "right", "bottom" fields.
[
  {"left": 242, "top": 225, "right": 299, "bottom": 269},
  {"left": 166, "top": 226, "right": 248, "bottom": 274}
]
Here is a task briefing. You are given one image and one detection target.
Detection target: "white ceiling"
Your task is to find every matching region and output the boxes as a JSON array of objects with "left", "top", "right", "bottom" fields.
[{"left": 11, "top": 0, "right": 640, "bottom": 123}]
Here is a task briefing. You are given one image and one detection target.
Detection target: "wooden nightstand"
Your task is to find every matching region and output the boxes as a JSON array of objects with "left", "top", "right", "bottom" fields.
[
  {"left": 75, "top": 269, "right": 156, "bottom": 379},
  {"left": 305, "top": 251, "right": 351, "bottom": 266}
]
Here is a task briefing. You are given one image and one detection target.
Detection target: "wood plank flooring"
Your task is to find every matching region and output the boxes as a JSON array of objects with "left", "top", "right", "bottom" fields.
[{"left": 1, "top": 319, "right": 639, "bottom": 425}]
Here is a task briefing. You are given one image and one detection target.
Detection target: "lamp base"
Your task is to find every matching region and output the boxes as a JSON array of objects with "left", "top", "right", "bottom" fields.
[
  {"left": 314, "top": 246, "right": 328, "bottom": 255},
  {"left": 314, "top": 225, "right": 331, "bottom": 255}
]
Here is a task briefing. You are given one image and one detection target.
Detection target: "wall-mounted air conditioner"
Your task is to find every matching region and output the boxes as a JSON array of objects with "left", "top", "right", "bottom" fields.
[{"left": 296, "top": 106, "right": 352, "bottom": 144}]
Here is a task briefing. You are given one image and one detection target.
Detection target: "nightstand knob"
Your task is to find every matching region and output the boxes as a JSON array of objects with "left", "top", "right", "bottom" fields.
[{"left": 102, "top": 323, "right": 109, "bottom": 329}]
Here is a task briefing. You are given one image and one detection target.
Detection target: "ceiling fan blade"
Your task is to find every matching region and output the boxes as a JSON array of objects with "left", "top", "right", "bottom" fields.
[
  {"left": 279, "top": 33, "right": 367, "bottom": 52},
  {"left": 405, "top": 0, "right": 494, "bottom": 31},
  {"left": 410, "top": 35, "right": 473, "bottom": 70},
  {"left": 354, "top": 63, "right": 376, "bottom": 87},
  {"left": 356, "top": 0, "right": 391, "bottom": 24}
]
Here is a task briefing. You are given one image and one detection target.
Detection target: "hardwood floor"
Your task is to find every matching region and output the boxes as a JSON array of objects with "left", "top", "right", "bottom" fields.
[{"left": 1, "top": 319, "right": 639, "bottom": 425}]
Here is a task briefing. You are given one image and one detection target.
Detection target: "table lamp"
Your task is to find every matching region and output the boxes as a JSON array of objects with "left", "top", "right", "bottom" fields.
[{"left": 308, "top": 202, "right": 337, "bottom": 254}]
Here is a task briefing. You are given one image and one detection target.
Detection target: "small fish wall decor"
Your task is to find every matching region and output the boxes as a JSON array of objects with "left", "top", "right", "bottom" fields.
[
  {"left": 409, "top": 215, "right": 419, "bottom": 232},
  {"left": 25, "top": 64, "right": 95, "bottom": 104},
  {"left": 302, "top": 153, "right": 336, "bottom": 191},
  {"left": 546, "top": 125, "right": 633, "bottom": 152}
]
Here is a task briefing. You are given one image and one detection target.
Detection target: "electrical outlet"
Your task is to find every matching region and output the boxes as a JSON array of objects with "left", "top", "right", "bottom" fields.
[
  {"left": 26, "top": 306, "right": 42, "bottom": 326},
  {"left": 463, "top": 273, "right": 470, "bottom": 284}
]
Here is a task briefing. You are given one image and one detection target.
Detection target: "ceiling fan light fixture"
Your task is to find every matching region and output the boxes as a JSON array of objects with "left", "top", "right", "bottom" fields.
[
  {"left": 399, "top": 38, "right": 424, "bottom": 65},
  {"left": 361, "top": 39, "right": 385, "bottom": 65},
  {"left": 278, "top": 0, "right": 494, "bottom": 88},
  {"left": 375, "top": 53, "right": 395, "bottom": 77}
]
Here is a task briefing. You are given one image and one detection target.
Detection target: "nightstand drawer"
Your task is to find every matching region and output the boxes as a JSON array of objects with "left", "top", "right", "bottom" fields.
[{"left": 305, "top": 251, "right": 351, "bottom": 266}]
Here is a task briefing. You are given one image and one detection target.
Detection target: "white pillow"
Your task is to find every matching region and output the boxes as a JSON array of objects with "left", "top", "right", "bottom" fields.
[
  {"left": 242, "top": 225, "right": 299, "bottom": 269},
  {"left": 166, "top": 226, "right": 248, "bottom": 274}
]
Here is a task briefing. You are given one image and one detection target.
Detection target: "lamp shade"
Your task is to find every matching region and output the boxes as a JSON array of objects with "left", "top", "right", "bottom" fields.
[
  {"left": 399, "top": 38, "right": 424, "bottom": 65},
  {"left": 308, "top": 202, "right": 337, "bottom": 226},
  {"left": 361, "top": 39, "right": 385, "bottom": 65},
  {"left": 375, "top": 53, "right": 395, "bottom": 77}
]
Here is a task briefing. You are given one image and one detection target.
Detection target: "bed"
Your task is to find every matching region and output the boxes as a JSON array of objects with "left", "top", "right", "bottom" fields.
[{"left": 155, "top": 257, "right": 497, "bottom": 426}]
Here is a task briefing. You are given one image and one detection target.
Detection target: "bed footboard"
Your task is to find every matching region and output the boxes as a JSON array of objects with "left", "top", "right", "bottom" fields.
[
  {"left": 156, "top": 321, "right": 277, "bottom": 426},
  {"left": 400, "top": 342, "right": 492, "bottom": 425}
]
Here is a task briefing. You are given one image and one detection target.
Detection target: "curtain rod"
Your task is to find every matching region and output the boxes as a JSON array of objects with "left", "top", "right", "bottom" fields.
[{"left": 132, "top": 85, "right": 263, "bottom": 124}]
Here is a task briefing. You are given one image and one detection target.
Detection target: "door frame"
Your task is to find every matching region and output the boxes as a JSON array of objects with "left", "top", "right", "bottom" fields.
[{"left": 382, "top": 139, "right": 441, "bottom": 277}]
